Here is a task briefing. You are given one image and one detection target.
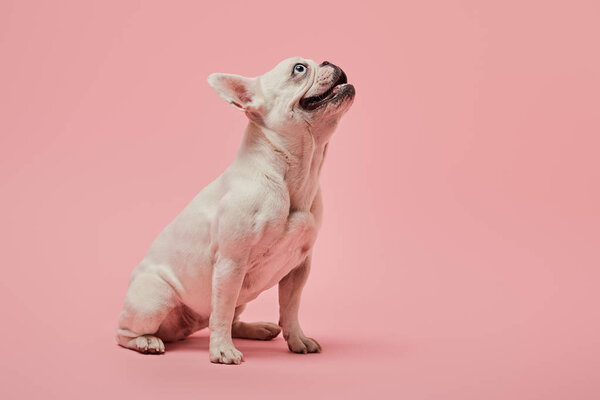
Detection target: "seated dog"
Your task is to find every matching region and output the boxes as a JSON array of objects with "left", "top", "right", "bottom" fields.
[{"left": 116, "top": 57, "right": 355, "bottom": 364}]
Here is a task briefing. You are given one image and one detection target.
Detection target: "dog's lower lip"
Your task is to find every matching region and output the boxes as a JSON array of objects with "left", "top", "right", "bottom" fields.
[
  {"left": 300, "top": 71, "right": 351, "bottom": 111},
  {"left": 300, "top": 84, "right": 353, "bottom": 110}
]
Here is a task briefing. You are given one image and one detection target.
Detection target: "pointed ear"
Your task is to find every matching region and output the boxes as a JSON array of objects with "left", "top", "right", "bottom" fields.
[{"left": 207, "top": 73, "right": 260, "bottom": 111}]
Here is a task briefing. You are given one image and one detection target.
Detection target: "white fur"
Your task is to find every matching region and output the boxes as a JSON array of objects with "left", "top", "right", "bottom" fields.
[{"left": 116, "top": 57, "right": 354, "bottom": 364}]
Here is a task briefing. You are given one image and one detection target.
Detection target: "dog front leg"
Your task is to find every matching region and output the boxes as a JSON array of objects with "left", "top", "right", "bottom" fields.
[
  {"left": 278, "top": 256, "right": 322, "bottom": 354},
  {"left": 209, "top": 257, "right": 245, "bottom": 364}
]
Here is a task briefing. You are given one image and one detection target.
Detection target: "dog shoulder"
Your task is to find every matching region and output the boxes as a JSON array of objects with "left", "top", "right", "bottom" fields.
[{"left": 214, "top": 173, "right": 289, "bottom": 257}]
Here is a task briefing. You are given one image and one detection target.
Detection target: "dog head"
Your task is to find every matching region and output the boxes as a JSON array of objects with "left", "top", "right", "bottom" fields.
[{"left": 208, "top": 57, "right": 355, "bottom": 143}]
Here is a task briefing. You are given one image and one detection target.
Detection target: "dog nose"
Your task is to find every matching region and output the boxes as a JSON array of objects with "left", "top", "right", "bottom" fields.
[{"left": 320, "top": 61, "right": 331, "bottom": 66}]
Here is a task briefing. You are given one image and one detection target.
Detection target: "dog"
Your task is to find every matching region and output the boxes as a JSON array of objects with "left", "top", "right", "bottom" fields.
[{"left": 116, "top": 57, "right": 355, "bottom": 364}]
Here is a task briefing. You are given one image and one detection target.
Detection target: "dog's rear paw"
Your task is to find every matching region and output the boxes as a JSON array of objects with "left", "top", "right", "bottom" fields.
[
  {"left": 125, "top": 335, "right": 165, "bottom": 354},
  {"left": 232, "top": 321, "right": 281, "bottom": 340},
  {"left": 286, "top": 334, "right": 321, "bottom": 354}
]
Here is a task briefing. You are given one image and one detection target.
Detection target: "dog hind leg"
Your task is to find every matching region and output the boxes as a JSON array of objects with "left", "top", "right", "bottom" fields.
[
  {"left": 231, "top": 304, "right": 281, "bottom": 340},
  {"left": 116, "top": 271, "right": 177, "bottom": 354},
  {"left": 155, "top": 304, "right": 207, "bottom": 342}
]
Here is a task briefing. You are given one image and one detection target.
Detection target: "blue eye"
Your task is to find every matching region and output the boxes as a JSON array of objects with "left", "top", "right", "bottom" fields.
[{"left": 293, "top": 64, "right": 306, "bottom": 74}]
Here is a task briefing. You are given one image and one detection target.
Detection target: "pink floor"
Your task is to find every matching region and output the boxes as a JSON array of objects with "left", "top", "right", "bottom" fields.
[{"left": 2, "top": 1, "right": 600, "bottom": 399}]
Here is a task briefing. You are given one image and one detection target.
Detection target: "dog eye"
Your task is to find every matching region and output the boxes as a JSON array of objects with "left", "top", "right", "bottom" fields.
[{"left": 293, "top": 64, "right": 306, "bottom": 74}]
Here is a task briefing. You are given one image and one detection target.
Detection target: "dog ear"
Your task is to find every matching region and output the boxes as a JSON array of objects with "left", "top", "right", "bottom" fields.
[{"left": 207, "top": 73, "right": 262, "bottom": 112}]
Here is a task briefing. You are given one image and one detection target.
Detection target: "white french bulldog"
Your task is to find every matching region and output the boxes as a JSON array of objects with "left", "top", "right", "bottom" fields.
[{"left": 116, "top": 57, "right": 355, "bottom": 364}]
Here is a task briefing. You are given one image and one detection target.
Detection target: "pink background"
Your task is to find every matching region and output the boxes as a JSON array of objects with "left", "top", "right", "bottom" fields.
[{"left": 1, "top": 1, "right": 599, "bottom": 399}]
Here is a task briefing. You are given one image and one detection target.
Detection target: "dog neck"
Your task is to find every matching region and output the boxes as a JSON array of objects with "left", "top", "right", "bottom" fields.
[{"left": 236, "top": 121, "right": 328, "bottom": 211}]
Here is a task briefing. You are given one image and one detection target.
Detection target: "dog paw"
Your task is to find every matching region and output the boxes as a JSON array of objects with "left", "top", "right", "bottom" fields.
[
  {"left": 286, "top": 334, "right": 322, "bottom": 354},
  {"left": 253, "top": 322, "right": 282, "bottom": 340},
  {"left": 209, "top": 343, "right": 244, "bottom": 365},
  {"left": 128, "top": 335, "right": 165, "bottom": 354},
  {"left": 232, "top": 321, "right": 281, "bottom": 340}
]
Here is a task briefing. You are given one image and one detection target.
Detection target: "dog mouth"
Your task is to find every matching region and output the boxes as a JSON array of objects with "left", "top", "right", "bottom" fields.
[{"left": 299, "top": 69, "right": 354, "bottom": 111}]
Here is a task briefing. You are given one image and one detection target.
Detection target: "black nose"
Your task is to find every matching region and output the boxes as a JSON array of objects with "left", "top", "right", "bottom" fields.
[{"left": 320, "top": 61, "right": 331, "bottom": 66}]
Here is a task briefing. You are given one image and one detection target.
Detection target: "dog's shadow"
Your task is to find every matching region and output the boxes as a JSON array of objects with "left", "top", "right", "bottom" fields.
[
  {"left": 165, "top": 334, "right": 292, "bottom": 358},
  {"left": 164, "top": 334, "right": 355, "bottom": 359},
  {"left": 164, "top": 334, "right": 210, "bottom": 353}
]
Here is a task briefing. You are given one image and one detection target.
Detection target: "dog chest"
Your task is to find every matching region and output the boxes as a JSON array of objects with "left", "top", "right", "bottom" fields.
[{"left": 237, "top": 210, "right": 318, "bottom": 304}]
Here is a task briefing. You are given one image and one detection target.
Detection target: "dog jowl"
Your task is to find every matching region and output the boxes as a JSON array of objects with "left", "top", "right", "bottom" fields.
[{"left": 116, "top": 57, "right": 355, "bottom": 364}]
